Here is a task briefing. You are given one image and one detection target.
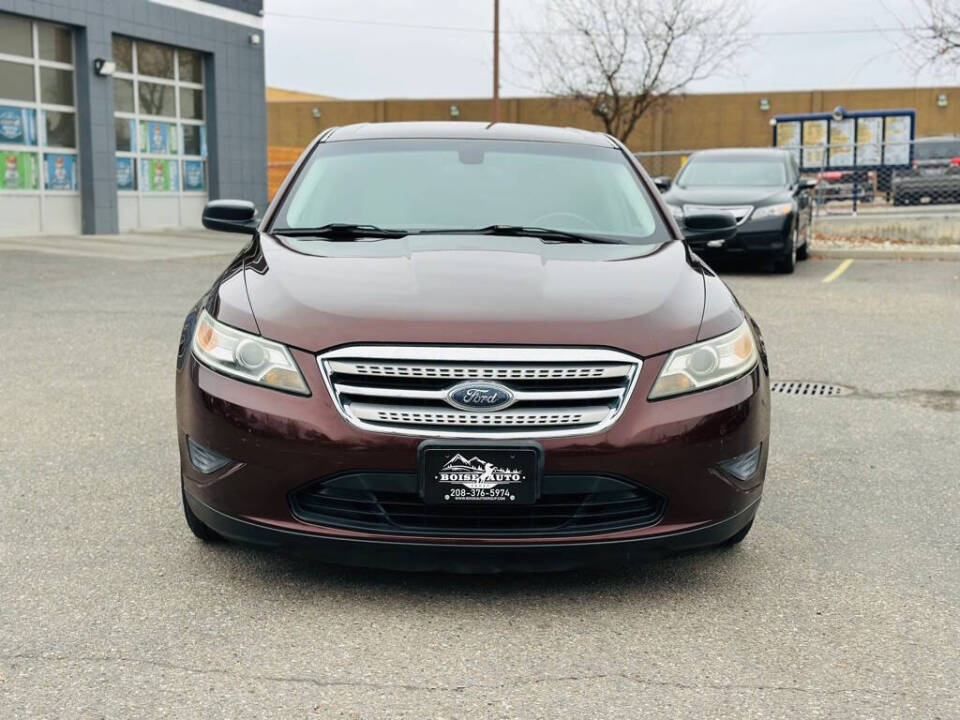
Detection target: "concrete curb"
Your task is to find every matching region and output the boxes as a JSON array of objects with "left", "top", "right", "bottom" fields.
[{"left": 810, "top": 246, "right": 960, "bottom": 261}]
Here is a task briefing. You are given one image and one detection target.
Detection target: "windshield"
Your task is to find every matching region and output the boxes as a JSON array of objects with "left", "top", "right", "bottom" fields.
[
  {"left": 272, "top": 139, "right": 668, "bottom": 244},
  {"left": 678, "top": 157, "right": 787, "bottom": 188},
  {"left": 915, "top": 140, "right": 960, "bottom": 161}
]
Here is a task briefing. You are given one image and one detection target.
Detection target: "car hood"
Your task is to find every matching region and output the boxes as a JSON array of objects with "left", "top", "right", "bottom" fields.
[
  {"left": 238, "top": 233, "right": 714, "bottom": 358},
  {"left": 663, "top": 186, "right": 790, "bottom": 207}
]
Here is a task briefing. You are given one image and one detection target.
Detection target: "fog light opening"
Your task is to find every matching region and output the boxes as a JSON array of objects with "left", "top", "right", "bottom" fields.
[
  {"left": 717, "top": 445, "right": 762, "bottom": 484},
  {"left": 186, "top": 436, "right": 231, "bottom": 474}
]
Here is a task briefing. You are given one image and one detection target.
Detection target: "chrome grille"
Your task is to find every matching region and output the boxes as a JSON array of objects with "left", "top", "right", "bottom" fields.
[
  {"left": 318, "top": 346, "right": 641, "bottom": 438},
  {"left": 683, "top": 204, "right": 754, "bottom": 225}
]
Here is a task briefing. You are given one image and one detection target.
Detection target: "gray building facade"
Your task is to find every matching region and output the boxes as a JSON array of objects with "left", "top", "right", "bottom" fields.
[{"left": 0, "top": 0, "right": 266, "bottom": 235}]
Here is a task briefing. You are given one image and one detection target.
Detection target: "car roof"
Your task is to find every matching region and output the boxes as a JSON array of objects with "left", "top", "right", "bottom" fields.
[
  {"left": 324, "top": 121, "right": 617, "bottom": 147},
  {"left": 683, "top": 148, "right": 792, "bottom": 162}
]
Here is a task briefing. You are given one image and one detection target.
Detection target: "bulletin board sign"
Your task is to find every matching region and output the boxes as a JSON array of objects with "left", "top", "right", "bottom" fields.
[{"left": 772, "top": 108, "right": 915, "bottom": 171}]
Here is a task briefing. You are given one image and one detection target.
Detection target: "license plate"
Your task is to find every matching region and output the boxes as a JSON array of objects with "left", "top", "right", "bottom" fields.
[
  {"left": 419, "top": 444, "right": 541, "bottom": 505},
  {"left": 921, "top": 167, "right": 946, "bottom": 176}
]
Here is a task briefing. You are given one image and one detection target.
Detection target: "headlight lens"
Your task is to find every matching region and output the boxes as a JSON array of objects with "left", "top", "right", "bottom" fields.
[
  {"left": 750, "top": 202, "right": 792, "bottom": 220},
  {"left": 191, "top": 309, "right": 309, "bottom": 395},
  {"left": 649, "top": 320, "right": 759, "bottom": 399}
]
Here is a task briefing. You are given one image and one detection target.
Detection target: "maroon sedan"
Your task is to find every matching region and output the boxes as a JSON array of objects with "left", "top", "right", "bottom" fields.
[{"left": 177, "top": 122, "right": 769, "bottom": 572}]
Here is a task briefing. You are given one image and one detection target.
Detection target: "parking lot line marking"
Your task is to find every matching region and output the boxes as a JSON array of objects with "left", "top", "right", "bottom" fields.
[{"left": 822, "top": 258, "right": 854, "bottom": 284}]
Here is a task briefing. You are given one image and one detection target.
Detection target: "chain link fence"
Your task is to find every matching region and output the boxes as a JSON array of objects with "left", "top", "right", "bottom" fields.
[{"left": 635, "top": 138, "right": 960, "bottom": 217}]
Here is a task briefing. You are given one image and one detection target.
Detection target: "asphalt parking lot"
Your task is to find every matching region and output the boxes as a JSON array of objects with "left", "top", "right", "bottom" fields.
[{"left": 1, "top": 236, "right": 957, "bottom": 719}]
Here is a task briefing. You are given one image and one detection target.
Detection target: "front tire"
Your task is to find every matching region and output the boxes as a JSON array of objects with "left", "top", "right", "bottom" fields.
[
  {"left": 774, "top": 224, "right": 797, "bottom": 274},
  {"left": 797, "top": 220, "right": 810, "bottom": 261},
  {"left": 183, "top": 486, "right": 222, "bottom": 542}
]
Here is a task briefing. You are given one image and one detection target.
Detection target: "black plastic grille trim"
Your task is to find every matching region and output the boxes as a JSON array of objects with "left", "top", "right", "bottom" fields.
[{"left": 290, "top": 473, "right": 665, "bottom": 537}]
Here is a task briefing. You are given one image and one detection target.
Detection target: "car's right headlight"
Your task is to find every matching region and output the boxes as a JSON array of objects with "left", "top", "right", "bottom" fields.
[
  {"left": 649, "top": 320, "right": 759, "bottom": 399},
  {"left": 191, "top": 309, "right": 309, "bottom": 395}
]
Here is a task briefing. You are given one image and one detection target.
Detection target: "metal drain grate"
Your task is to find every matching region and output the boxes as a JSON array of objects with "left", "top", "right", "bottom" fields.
[{"left": 770, "top": 381, "right": 853, "bottom": 397}]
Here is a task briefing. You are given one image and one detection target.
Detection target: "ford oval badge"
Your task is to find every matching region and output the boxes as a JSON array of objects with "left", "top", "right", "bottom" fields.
[{"left": 445, "top": 382, "right": 516, "bottom": 413}]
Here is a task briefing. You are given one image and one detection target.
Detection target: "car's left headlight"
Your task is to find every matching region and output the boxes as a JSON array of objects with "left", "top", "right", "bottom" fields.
[
  {"left": 750, "top": 203, "right": 793, "bottom": 220},
  {"left": 191, "top": 309, "right": 310, "bottom": 395},
  {"left": 649, "top": 320, "right": 759, "bottom": 399}
]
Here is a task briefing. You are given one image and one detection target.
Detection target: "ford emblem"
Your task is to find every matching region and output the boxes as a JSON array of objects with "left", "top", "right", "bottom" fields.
[{"left": 445, "top": 381, "right": 516, "bottom": 413}]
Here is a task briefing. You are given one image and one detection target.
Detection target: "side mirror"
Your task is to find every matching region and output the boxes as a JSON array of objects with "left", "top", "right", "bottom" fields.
[
  {"left": 202, "top": 199, "right": 258, "bottom": 233},
  {"left": 682, "top": 211, "right": 738, "bottom": 245},
  {"left": 799, "top": 177, "right": 818, "bottom": 190},
  {"left": 653, "top": 175, "right": 672, "bottom": 192}
]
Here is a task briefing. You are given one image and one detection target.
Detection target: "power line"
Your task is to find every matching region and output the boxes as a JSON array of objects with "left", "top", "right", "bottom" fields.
[{"left": 262, "top": 10, "right": 920, "bottom": 37}]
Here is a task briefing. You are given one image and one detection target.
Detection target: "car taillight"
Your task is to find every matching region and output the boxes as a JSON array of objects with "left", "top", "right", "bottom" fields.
[{"left": 950, "top": 157, "right": 960, "bottom": 167}]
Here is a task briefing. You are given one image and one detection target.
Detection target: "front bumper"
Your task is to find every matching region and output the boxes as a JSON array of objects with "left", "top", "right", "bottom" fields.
[
  {"left": 177, "top": 346, "right": 770, "bottom": 569},
  {"left": 686, "top": 215, "right": 792, "bottom": 257},
  {"left": 186, "top": 490, "right": 760, "bottom": 571}
]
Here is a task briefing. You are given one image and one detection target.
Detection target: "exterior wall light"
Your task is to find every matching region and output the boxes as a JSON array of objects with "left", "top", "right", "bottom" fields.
[
  {"left": 449, "top": 104, "right": 461, "bottom": 118},
  {"left": 249, "top": 33, "right": 261, "bottom": 46},
  {"left": 937, "top": 93, "right": 948, "bottom": 108},
  {"left": 759, "top": 98, "right": 770, "bottom": 111},
  {"left": 93, "top": 58, "right": 116, "bottom": 76},
  {"left": 311, "top": 107, "right": 321, "bottom": 119}
]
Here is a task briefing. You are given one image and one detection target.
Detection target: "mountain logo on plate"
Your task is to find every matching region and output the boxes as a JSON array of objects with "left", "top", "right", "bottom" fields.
[
  {"left": 437, "top": 454, "right": 525, "bottom": 490},
  {"left": 445, "top": 382, "right": 515, "bottom": 412}
]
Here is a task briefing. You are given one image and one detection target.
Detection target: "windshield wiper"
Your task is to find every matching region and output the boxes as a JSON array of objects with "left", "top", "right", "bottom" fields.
[
  {"left": 414, "top": 224, "right": 625, "bottom": 244},
  {"left": 271, "top": 223, "right": 408, "bottom": 239}
]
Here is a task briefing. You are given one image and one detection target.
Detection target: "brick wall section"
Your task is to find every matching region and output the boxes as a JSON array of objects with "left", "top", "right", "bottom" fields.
[{"left": 0, "top": 0, "right": 266, "bottom": 234}]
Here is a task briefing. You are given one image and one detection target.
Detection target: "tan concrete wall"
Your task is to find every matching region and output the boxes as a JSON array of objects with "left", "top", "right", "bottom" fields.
[{"left": 268, "top": 87, "right": 960, "bottom": 180}]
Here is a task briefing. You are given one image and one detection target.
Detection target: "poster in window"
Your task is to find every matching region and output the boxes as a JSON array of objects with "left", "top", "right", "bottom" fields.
[
  {"left": 139, "top": 120, "right": 179, "bottom": 155},
  {"left": 0, "top": 106, "right": 37, "bottom": 145},
  {"left": 775, "top": 121, "right": 801, "bottom": 165},
  {"left": 883, "top": 115, "right": 912, "bottom": 166},
  {"left": 802, "top": 119, "right": 828, "bottom": 169},
  {"left": 183, "top": 160, "right": 205, "bottom": 190},
  {"left": 44, "top": 153, "right": 77, "bottom": 190},
  {"left": 116, "top": 157, "right": 135, "bottom": 190},
  {"left": 140, "top": 158, "right": 179, "bottom": 191},
  {"left": 2, "top": 151, "right": 38, "bottom": 190},
  {"left": 828, "top": 118, "right": 854, "bottom": 167},
  {"left": 855, "top": 117, "right": 882, "bottom": 166}
]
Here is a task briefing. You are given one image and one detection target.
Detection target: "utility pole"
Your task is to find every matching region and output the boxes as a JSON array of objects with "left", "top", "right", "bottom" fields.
[{"left": 492, "top": 0, "right": 500, "bottom": 123}]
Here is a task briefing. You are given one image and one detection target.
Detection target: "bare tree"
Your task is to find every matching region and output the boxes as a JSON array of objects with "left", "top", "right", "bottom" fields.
[
  {"left": 906, "top": 0, "right": 960, "bottom": 68},
  {"left": 521, "top": 0, "right": 753, "bottom": 144}
]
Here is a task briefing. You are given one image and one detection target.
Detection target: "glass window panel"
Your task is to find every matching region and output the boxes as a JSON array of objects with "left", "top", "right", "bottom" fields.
[
  {"left": 138, "top": 81, "right": 175, "bottom": 117},
  {"left": 113, "top": 36, "right": 133, "bottom": 73},
  {"left": 139, "top": 120, "right": 177, "bottom": 154},
  {"left": 0, "top": 13, "right": 33, "bottom": 57},
  {"left": 40, "top": 67, "right": 74, "bottom": 106},
  {"left": 2, "top": 151, "right": 39, "bottom": 190},
  {"left": 140, "top": 158, "right": 178, "bottom": 191},
  {"left": 178, "top": 50, "right": 203, "bottom": 83},
  {"left": 0, "top": 60, "right": 35, "bottom": 102},
  {"left": 43, "top": 152, "right": 77, "bottom": 190},
  {"left": 0, "top": 106, "right": 37, "bottom": 145},
  {"left": 179, "top": 88, "right": 203, "bottom": 120},
  {"left": 113, "top": 77, "right": 134, "bottom": 113},
  {"left": 115, "top": 117, "right": 134, "bottom": 152},
  {"left": 183, "top": 125, "right": 203, "bottom": 155},
  {"left": 116, "top": 157, "right": 136, "bottom": 190},
  {"left": 183, "top": 160, "right": 205, "bottom": 191},
  {"left": 44, "top": 110, "right": 75, "bottom": 148},
  {"left": 136, "top": 41, "right": 174, "bottom": 79},
  {"left": 37, "top": 23, "right": 72, "bottom": 63}
]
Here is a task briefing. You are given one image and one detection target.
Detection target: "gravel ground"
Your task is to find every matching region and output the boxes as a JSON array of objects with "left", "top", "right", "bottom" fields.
[{"left": 0, "top": 243, "right": 957, "bottom": 719}]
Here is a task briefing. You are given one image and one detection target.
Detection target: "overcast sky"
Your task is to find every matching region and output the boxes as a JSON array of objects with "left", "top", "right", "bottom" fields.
[{"left": 263, "top": 0, "right": 956, "bottom": 98}]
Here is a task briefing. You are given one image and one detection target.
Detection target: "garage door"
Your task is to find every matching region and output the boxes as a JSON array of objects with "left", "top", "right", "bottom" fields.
[
  {"left": 0, "top": 12, "right": 81, "bottom": 236},
  {"left": 112, "top": 36, "right": 208, "bottom": 231}
]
